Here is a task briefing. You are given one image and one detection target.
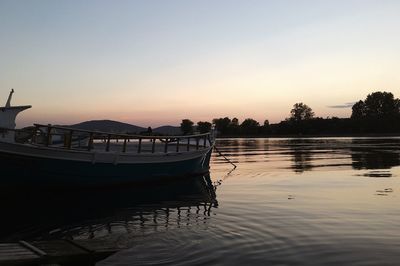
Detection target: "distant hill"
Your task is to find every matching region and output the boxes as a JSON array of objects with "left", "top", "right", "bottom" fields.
[
  {"left": 153, "top": 125, "right": 182, "bottom": 135},
  {"left": 69, "top": 120, "right": 146, "bottom": 133},
  {"left": 68, "top": 120, "right": 183, "bottom": 135}
]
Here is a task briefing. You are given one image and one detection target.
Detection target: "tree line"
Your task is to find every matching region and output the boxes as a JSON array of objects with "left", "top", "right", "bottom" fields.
[{"left": 180, "top": 91, "right": 400, "bottom": 136}]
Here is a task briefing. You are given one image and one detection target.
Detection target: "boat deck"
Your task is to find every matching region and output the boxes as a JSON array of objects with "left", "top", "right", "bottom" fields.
[
  {"left": 26, "top": 124, "right": 214, "bottom": 155},
  {"left": 72, "top": 139, "right": 210, "bottom": 154}
]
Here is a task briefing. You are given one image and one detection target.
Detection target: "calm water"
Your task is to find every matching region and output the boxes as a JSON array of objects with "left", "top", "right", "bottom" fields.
[{"left": 2, "top": 138, "right": 400, "bottom": 265}]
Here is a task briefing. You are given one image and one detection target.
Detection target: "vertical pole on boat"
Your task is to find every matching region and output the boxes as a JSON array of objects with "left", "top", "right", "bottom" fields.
[
  {"left": 106, "top": 134, "right": 111, "bottom": 151},
  {"left": 67, "top": 130, "right": 73, "bottom": 149},
  {"left": 164, "top": 138, "right": 168, "bottom": 153},
  {"left": 46, "top": 125, "right": 52, "bottom": 146},
  {"left": 203, "top": 135, "right": 207, "bottom": 147},
  {"left": 187, "top": 137, "right": 190, "bottom": 151},
  {"left": 151, "top": 138, "right": 156, "bottom": 153},
  {"left": 137, "top": 138, "right": 142, "bottom": 153},
  {"left": 88, "top": 132, "right": 94, "bottom": 151},
  {"left": 63, "top": 132, "right": 68, "bottom": 148},
  {"left": 122, "top": 138, "right": 127, "bottom": 152},
  {"left": 207, "top": 135, "right": 212, "bottom": 146},
  {"left": 196, "top": 137, "right": 199, "bottom": 150},
  {"left": 31, "top": 125, "right": 38, "bottom": 144},
  {"left": 176, "top": 138, "right": 180, "bottom": 152},
  {"left": 5, "top": 89, "right": 14, "bottom": 108}
]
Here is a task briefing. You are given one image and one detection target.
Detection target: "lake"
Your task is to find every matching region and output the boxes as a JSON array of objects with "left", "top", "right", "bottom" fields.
[{"left": 2, "top": 137, "right": 400, "bottom": 265}]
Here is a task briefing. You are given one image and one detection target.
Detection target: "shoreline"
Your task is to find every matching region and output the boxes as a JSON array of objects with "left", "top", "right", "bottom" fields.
[{"left": 216, "top": 133, "right": 400, "bottom": 138}]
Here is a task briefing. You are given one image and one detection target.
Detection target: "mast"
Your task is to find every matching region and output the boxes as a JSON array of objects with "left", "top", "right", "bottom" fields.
[
  {"left": 0, "top": 89, "right": 31, "bottom": 131},
  {"left": 5, "top": 89, "right": 14, "bottom": 108}
]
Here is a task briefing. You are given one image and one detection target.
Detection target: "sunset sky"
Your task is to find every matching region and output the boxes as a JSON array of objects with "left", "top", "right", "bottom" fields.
[{"left": 1, "top": 0, "right": 400, "bottom": 127}]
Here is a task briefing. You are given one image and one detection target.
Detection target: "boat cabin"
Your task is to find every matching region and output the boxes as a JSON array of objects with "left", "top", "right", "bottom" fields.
[{"left": 0, "top": 89, "right": 31, "bottom": 142}]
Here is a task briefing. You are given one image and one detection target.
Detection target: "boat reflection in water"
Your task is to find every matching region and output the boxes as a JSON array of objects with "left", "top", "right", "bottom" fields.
[{"left": 0, "top": 174, "right": 218, "bottom": 245}]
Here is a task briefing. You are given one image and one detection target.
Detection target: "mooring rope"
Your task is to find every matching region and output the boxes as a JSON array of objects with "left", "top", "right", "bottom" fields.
[{"left": 214, "top": 145, "right": 237, "bottom": 169}]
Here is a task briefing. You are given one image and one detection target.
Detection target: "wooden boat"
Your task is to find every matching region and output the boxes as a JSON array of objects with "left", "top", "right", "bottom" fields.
[
  {"left": 0, "top": 173, "right": 217, "bottom": 240},
  {"left": 0, "top": 174, "right": 218, "bottom": 264},
  {"left": 0, "top": 90, "right": 215, "bottom": 187}
]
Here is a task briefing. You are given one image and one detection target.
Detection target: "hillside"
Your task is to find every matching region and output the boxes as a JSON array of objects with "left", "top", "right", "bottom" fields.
[
  {"left": 153, "top": 125, "right": 181, "bottom": 135},
  {"left": 69, "top": 120, "right": 146, "bottom": 133}
]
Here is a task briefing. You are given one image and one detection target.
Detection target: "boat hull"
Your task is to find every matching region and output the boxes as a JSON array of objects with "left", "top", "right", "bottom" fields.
[{"left": 0, "top": 142, "right": 212, "bottom": 187}]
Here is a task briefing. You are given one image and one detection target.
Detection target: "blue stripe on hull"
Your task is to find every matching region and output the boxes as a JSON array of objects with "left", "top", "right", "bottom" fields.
[{"left": 0, "top": 150, "right": 212, "bottom": 187}]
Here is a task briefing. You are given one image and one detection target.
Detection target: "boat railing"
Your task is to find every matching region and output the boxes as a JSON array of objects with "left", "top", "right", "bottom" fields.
[{"left": 25, "top": 124, "right": 214, "bottom": 153}]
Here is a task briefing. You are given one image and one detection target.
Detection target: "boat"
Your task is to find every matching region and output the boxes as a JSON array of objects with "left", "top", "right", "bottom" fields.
[
  {"left": 0, "top": 90, "right": 215, "bottom": 187},
  {"left": 0, "top": 174, "right": 218, "bottom": 264}
]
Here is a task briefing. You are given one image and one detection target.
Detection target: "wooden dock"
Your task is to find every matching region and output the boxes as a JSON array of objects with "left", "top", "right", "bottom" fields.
[{"left": 0, "top": 239, "right": 125, "bottom": 265}]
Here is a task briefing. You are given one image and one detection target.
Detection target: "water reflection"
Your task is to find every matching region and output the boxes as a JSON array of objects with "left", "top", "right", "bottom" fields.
[
  {"left": 287, "top": 139, "right": 314, "bottom": 173},
  {"left": 214, "top": 138, "right": 400, "bottom": 174},
  {"left": 0, "top": 174, "right": 218, "bottom": 242},
  {"left": 216, "top": 138, "right": 270, "bottom": 164},
  {"left": 375, "top": 188, "right": 394, "bottom": 196},
  {"left": 350, "top": 139, "right": 400, "bottom": 170}
]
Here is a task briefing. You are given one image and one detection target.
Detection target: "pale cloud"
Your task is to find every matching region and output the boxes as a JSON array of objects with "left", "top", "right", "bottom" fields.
[{"left": 328, "top": 102, "right": 355, "bottom": 109}]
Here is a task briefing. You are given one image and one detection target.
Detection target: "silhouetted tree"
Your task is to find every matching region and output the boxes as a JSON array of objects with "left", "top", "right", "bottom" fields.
[
  {"left": 197, "top": 121, "right": 212, "bottom": 133},
  {"left": 290, "top": 103, "right": 314, "bottom": 121},
  {"left": 140, "top": 126, "right": 153, "bottom": 135},
  {"left": 240, "top": 118, "right": 260, "bottom": 135},
  {"left": 351, "top": 91, "right": 400, "bottom": 133},
  {"left": 351, "top": 100, "right": 366, "bottom": 119},
  {"left": 212, "top": 117, "right": 231, "bottom": 135},
  {"left": 180, "top": 119, "right": 194, "bottom": 135},
  {"left": 261, "top": 119, "right": 271, "bottom": 134},
  {"left": 228, "top": 117, "right": 240, "bottom": 135},
  {"left": 231, "top": 117, "right": 239, "bottom": 126},
  {"left": 364, "top": 91, "right": 399, "bottom": 118}
]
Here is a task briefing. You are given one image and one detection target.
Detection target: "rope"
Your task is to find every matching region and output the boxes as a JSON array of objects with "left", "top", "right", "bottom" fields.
[{"left": 214, "top": 145, "right": 237, "bottom": 169}]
